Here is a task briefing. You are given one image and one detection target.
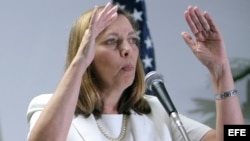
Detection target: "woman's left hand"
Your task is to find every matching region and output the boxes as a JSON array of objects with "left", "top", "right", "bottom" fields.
[{"left": 181, "top": 6, "right": 229, "bottom": 77}]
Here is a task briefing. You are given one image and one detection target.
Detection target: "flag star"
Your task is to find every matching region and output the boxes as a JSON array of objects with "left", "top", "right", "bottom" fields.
[
  {"left": 136, "top": 30, "right": 141, "bottom": 40},
  {"left": 144, "top": 36, "right": 152, "bottom": 49},
  {"left": 133, "top": 8, "right": 143, "bottom": 21},
  {"left": 116, "top": 3, "right": 126, "bottom": 10},
  {"left": 142, "top": 55, "right": 153, "bottom": 69}
]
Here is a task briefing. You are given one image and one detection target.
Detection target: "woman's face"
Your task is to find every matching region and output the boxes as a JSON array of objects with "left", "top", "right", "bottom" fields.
[{"left": 92, "top": 14, "right": 139, "bottom": 91}]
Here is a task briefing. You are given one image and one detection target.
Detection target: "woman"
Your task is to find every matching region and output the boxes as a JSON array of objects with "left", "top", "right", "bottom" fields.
[{"left": 26, "top": 2, "right": 244, "bottom": 141}]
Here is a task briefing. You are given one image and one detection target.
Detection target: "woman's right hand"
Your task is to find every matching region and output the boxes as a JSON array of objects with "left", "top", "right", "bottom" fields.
[{"left": 76, "top": 2, "right": 118, "bottom": 66}]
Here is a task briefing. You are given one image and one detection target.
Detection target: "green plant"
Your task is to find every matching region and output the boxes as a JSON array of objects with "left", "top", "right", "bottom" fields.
[{"left": 231, "top": 58, "right": 250, "bottom": 82}]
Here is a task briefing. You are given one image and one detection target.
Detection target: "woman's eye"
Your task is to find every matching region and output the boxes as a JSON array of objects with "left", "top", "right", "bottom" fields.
[
  {"left": 106, "top": 39, "right": 117, "bottom": 45},
  {"left": 129, "top": 37, "right": 139, "bottom": 45}
]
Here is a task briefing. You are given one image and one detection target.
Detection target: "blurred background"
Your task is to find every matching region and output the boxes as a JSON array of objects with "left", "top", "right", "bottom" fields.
[{"left": 0, "top": 0, "right": 249, "bottom": 140}]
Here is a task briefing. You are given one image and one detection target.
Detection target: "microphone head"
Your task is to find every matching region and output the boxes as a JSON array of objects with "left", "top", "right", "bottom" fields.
[{"left": 145, "top": 71, "right": 164, "bottom": 90}]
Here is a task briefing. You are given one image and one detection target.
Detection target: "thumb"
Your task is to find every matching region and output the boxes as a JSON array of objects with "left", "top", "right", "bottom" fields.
[{"left": 181, "top": 32, "right": 196, "bottom": 51}]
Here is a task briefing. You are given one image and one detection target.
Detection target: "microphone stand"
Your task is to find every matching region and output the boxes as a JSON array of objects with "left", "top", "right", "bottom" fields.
[
  {"left": 145, "top": 71, "right": 190, "bottom": 141},
  {"left": 170, "top": 112, "right": 190, "bottom": 141},
  {"left": 151, "top": 80, "right": 190, "bottom": 141}
]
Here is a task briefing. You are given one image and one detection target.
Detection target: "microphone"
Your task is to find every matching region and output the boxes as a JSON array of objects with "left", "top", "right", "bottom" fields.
[
  {"left": 145, "top": 71, "right": 190, "bottom": 141},
  {"left": 145, "top": 71, "right": 176, "bottom": 116}
]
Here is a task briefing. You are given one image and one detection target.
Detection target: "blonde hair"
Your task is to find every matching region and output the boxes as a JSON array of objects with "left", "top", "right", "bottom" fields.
[{"left": 66, "top": 5, "right": 151, "bottom": 118}]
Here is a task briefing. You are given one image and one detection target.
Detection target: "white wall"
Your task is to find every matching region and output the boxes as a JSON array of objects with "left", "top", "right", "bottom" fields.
[{"left": 0, "top": 0, "right": 249, "bottom": 140}]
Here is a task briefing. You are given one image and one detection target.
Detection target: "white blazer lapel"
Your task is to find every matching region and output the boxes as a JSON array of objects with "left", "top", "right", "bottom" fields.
[
  {"left": 72, "top": 114, "right": 102, "bottom": 141},
  {"left": 129, "top": 111, "right": 169, "bottom": 141},
  {"left": 129, "top": 112, "right": 149, "bottom": 141}
]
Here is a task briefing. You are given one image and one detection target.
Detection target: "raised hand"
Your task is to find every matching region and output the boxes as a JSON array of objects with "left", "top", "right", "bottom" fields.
[
  {"left": 76, "top": 2, "right": 118, "bottom": 66},
  {"left": 181, "top": 6, "right": 229, "bottom": 76}
]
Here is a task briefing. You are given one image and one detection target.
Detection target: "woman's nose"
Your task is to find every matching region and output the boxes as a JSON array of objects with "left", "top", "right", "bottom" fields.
[
  {"left": 121, "top": 49, "right": 129, "bottom": 57},
  {"left": 120, "top": 41, "right": 130, "bottom": 57}
]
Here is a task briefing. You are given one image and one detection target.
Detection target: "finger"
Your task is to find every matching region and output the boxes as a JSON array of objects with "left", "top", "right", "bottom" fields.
[
  {"left": 104, "top": 5, "right": 118, "bottom": 25},
  {"left": 181, "top": 32, "right": 196, "bottom": 51},
  {"left": 97, "top": 4, "right": 117, "bottom": 30},
  {"left": 204, "top": 11, "right": 219, "bottom": 33},
  {"left": 108, "top": 4, "right": 118, "bottom": 17},
  {"left": 98, "top": 2, "right": 114, "bottom": 21},
  {"left": 184, "top": 9, "right": 199, "bottom": 34},
  {"left": 102, "top": 2, "right": 113, "bottom": 14},
  {"left": 184, "top": 10, "right": 205, "bottom": 41},
  {"left": 188, "top": 6, "right": 204, "bottom": 32},
  {"left": 194, "top": 7, "right": 210, "bottom": 31},
  {"left": 89, "top": 6, "right": 98, "bottom": 31},
  {"left": 89, "top": 4, "right": 117, "bottom": 39}
]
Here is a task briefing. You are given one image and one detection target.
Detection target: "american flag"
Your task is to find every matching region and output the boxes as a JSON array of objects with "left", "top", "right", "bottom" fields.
[{"left": 112, "top": 0, "right": 156, "bottom": 75}]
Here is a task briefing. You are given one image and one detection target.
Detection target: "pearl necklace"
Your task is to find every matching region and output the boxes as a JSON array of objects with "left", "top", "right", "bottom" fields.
[{"left": 96, "top": 115, "right": 127, "bottom": 141}]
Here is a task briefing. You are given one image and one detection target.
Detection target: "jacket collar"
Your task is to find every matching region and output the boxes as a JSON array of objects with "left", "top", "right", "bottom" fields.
[
  {"left": 71, "top": 112, "right": 149, "bottom": 141},
  {"left": 72, "top": 114, "right": 102, "bottom": 141}
]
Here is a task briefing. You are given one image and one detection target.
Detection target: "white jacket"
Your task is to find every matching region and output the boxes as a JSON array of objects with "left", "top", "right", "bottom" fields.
[{"left": 26, "top": 94, "right": 211, "bottom": 141}]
